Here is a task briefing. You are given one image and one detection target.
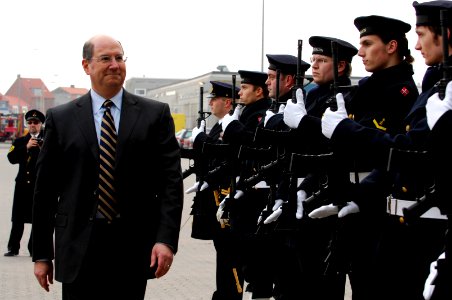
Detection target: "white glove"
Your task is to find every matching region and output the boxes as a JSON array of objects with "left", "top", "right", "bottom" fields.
[
  {"left": 264, "top": 104, "right": 285, "bottom": 127},
  {"left": 426, "top": 81, "right": 452, "bottom": 129},
  {"left": 264, "top": 110, "right": 275, "bottom": 127},
  {"left": 321, "top": 93, "right": 347, "bottom": 139},
  {"left": 185, "top": 181, "right": 209, "bottom": 194},
  {"left": 234, "top": 190, "right": 244, "bottom": 199},
  {"left": 191, "top": 120, "right": 205, "bottom": 143},
  {"left": 308, "top": 204, "right": 339, "bottom": 219},
  {"left": 264, "top": 199, "right": 284, "bottom": 224},
  {"left": 338, "top": 201, "right": 360, "bottom": 218},
  {"left": 257, "top": 207, "right": 267, "bottom": 225},
  {"left": 216, "top": 197, "right": 227, "bottom": 223},
  {"left": 423, "top": 252, "right": 446, "bottom": 300},
  {"left": 222, "top": 105, "right": 243, "bottom": 132},
  {"left": 296, "top": 190, "right": 307, "bottom": 219},
  {"left": 284, "top": 88, "right": 307, "bottom": 129}
]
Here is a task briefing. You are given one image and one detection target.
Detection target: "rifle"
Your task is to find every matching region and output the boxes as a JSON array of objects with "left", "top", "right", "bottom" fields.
[
  {"left": 438, "top": 9, "right": 452, "bottom": 99},
  {"left": 402, "top": 185, "right": 439, "bottom": 225},
  {"left": 291, "top": 39, "right": 305, "bottom": 103},
  {"left": 181, "top": 86, "right": 211, "bottom": 177}
]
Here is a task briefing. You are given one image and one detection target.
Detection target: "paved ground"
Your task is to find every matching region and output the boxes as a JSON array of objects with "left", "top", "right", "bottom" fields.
[{"left": 0, "top": 142, "right": 351, "bottom": 299}]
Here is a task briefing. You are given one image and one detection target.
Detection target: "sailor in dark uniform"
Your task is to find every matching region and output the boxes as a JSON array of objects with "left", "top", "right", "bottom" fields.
[
  {"left": 186, "top": 81, "right": 244, "bottom": 300},
  {"left": 276, "top": 36, "right": 358, "bottom": 300},
  {"left": 220, "top": 71, "right": 274, "bottom": 299},
  {"left": 5, "top": 109, "right": 45, "bottom": 257},
  {"left": 318, "top": 7, "right": 451, "bottom": 299},
  {"left": 419, "top": 2, "right": 452, "bottom": 299}
]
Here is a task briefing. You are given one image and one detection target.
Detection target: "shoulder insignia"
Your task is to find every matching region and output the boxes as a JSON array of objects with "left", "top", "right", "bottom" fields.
[
  {"left": 8, "top": 145, "right": 14, "bottom": 153},
  {"left": 400, "top": 87, "right": 410, "bottom": 96},
  {"left": 257, "top": 116, "right": 262, "bottom": 123},
  {"left": 373, "top": 119, "right": 387, "bottom": 131}
]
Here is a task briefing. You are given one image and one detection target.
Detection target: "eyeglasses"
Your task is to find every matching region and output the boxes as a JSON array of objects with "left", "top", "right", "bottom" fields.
[
  {"left": 310, "top": 56, "right": 329, "bottom": 64},
  {"left": 27, "top": 120, "right": 40, "bottom": 125},
  {"left": 91, "top": 55, "right": 127, "bottom": 64}
]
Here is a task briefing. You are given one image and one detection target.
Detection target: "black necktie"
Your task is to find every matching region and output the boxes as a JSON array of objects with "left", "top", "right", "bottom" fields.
[{"left": 98, "top": 99, "right": 119, "bottom": 220}]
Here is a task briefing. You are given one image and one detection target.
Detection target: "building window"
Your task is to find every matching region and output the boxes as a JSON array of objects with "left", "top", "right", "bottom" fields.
[
  {"left": 32, "top": 88, "right": 42, "bottom": 96},
  {"left": 134, "top": 88, "right": 146, "bottom": 96}
]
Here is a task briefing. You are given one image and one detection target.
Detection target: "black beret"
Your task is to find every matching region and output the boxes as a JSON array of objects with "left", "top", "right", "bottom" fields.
[
  {"left": 354, "top": 15, "right": 411, "bottom": 39},
  {"left": 309, "top": 36, "right": 358, "bottom": 63},
  {"left": 207, "top": 81, "right": 240, "bottom": 99},
  {"left": 413, "top": 1, "right": 452, "bottom": 26},
  {"left": 238, "top": 70, "right": 268, "bottom": 88},
  {"left": 25, "top": 109, "right": 45, "bottom": 123},
  {"left": 266, "top": 54, "right": 310, "bottom": 75}
]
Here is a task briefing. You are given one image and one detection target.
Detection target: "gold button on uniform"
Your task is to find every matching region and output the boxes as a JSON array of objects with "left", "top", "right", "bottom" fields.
[
  {"left": 405, "top": 124, "right": 410, "bottom": 132},
  {"left": 402, "top": 186, "right": 408, "bottom": 193}
]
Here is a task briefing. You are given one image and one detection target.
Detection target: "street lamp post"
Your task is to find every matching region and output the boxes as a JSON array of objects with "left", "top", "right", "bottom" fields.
[{"left": 261, "top": 0, "right": 265, "bottom": 72}]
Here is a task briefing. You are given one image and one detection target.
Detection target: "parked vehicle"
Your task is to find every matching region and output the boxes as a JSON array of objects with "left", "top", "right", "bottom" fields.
[{"left": 175, "top": 129, "right": 192, "bottom": 149}]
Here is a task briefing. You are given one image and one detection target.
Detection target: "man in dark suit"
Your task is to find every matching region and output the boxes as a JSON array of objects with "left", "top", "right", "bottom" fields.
[
  {"left": 32, "top": 35, "right": 183, "bottom": 300},
  {"left": 4, "top": 109, "right": 45, "bottom": 257}
]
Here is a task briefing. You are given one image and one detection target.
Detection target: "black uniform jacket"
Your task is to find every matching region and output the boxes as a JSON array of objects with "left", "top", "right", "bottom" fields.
[
  {"left": 330, "top": 61, "right": 450, "bottom": 209},
  {"left": 222, "top": 98, "right": 272, "bottom": 145},
  {"left": 8, "top": 132, "right": 43, "bottom": 223},
  {"left": 428, "top": 109, "right": 452, "bottom": 215},
  {"left": 32, "top": 90, "right": 183, "bottom": 283}
]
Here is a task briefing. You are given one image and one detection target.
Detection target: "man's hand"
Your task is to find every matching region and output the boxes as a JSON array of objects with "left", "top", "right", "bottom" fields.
[
  {"left": 308, "top": 204, "right": 339, "bottom": 219},
  {"left": 191, "top": 120, "right": 205, "bottom": 143},
  {"left": 264, "top": 110, "right": 275, "bottom": 127},
  {"left": 150, "top": 243, "right": 174, "bottom": 279},
  {"left": 284, "top": 88, "right": 307, "bottom": 129},
  {"left": 216, "top": 197, "right": 229, "bottom": 226},
  {"left": 321, "top": 93, "right": 347, "bottom": 139},
  {"left": 222, "top": 105, "right": 243, "bottom": 132},
  {"left": 27, "top": 137, "right": 41, "bottom": 150},
  {"left": 426, "top": 81, "right": 452, "bottom": 129},
  {"left": 185, "top": 181, "right": 209, "bottom": 194},
  {"left": 423, "top": 252, "right": 446, "bottom": 300},
  {"left": 264, "top": 199, "right": 284, "bottom": 224},
  {"left": 338, "top": 201, "right": 360, "bottom": 218},
  {"left": 296, "top": 189, "right": 306, "bottom": 219},
  {"left": 34, "top": 261, "right": 54, "bottom": 292},
  {"left": 234, "top": 190, "right": 244, "bottom": 199}
]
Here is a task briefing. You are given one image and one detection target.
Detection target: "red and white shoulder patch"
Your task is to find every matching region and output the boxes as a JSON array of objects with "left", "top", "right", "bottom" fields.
[{"left": 400, "top": 87, "right": 410, "bottom": 96}]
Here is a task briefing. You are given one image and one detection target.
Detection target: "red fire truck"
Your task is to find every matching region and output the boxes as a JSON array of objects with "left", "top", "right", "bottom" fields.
[{"left": 0, "top": 113, "right": 25, "bottom": 142}]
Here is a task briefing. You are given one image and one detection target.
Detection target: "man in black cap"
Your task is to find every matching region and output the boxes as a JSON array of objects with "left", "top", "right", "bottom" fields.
[
  {"left": 219, "top": 70, "right": 275, "bottom": 300},
  {"left": 266, "top": 36, "right": 358, "bottom": 300},
  {"left": 4, "top": 109, "right": 45, "bottom": 257},
  {"left": 415, "top": 1, "right": 452, "bottom": 299},
  {"left": 314, "top": 7, "right": 452, "bottom": 299},
  {"left": 305, "top": 14, "right": 420, "bottom": 300},
  {"left": 221, "top": 70, "right": 271, "bottom": 143},
  {"left": 186, "top": 80, "right": 244, "bottom": 300}
]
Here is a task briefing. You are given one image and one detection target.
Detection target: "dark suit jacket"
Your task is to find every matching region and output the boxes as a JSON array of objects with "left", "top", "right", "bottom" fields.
[{"left": 32, "top": 90, "right": 183, "bottom": 283}]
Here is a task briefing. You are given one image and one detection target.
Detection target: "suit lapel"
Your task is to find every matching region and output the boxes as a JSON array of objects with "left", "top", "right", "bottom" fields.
[
  {"left": 116, "top": 91, "right": 140, "bottom": 163},
  {"left": 74, "top": 94, "right": 99, "bottom": 160}
]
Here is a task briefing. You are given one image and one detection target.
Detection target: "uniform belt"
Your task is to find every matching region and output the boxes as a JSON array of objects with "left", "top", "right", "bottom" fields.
[
  {"left": 386, "top": 196, "right": 447, "bottom": 220},
  {"left": 349, "top": 172, "right": 370, "bottom": 183}
]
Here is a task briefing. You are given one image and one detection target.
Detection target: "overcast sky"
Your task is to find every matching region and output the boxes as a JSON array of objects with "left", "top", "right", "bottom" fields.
[{"left": 0, "top": 0, "right": 428, "bottom": 94}]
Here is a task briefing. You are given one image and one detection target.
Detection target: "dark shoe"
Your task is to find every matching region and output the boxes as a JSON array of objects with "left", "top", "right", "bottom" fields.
[{"left": 4, "top": 251, "right": 18, "bottom": 257}]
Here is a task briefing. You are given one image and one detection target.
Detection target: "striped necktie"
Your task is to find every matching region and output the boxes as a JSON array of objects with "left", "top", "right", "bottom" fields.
[{"left": 98, "top": 99, "right": 119, "bottom": 221}]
